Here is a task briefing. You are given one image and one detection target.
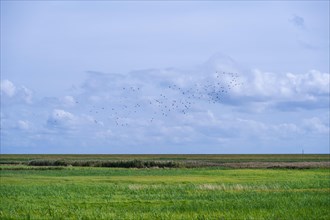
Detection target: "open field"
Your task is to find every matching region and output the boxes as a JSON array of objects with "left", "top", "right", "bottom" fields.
[
  {"left": 1, "top": 154, "right": 329, "bottom": 168},
  {"left": 0, "top": 154, "right": 329, "bottom": 219},
  {"left": 1, "top": 154, "right": 329, "bottom": 162}
]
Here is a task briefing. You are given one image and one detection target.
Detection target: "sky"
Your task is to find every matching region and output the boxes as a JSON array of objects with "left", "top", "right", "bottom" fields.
[{"left": 1, "top": 1, "right": 329, "bottom": 154}]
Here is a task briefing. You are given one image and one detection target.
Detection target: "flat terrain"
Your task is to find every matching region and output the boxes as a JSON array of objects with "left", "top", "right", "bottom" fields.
[
  {"left": 0, "top": 154, "right": 329, "bottom": 219},
  {"left": 1, "top": 154, "right": 329, "bottom": 168}
]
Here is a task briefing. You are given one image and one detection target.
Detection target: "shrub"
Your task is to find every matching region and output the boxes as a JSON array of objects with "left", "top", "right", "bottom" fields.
[
  {"left": 28, "top": 160, "right": 68, "bottom": 166},
  {"left": 27, "top": 159, "right": 182, "bottom": 168}
]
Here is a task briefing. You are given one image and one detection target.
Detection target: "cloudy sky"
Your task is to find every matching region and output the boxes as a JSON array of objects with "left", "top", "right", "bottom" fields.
[{"left": 1, "top": 1, "right": 329, "bottom": 154}]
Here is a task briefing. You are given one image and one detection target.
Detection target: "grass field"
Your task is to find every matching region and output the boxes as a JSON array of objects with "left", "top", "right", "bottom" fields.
[{"left": 0, "top": 154, "right": 329, "bottom": 219}]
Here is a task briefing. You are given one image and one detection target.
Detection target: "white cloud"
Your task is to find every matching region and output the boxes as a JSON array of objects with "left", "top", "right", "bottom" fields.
[
  {"left": 0, "top": 80, "right": 33, "bottom": 104},
  {"left": 287, "top": 70, "right": 329, "bottom": 94},
  {"left": 63, "top": 60, "right": 328, "bottom": 148},
  {"left": 46, "top": 109, "right": 77, "bottom": 129},
  {"left": 1, "top": 53, "right": 329, "bottom": 153},
  {"left": 73, "top": 56, "right": 328, "bottom": 117},
  {"left": 231, "top": 69, "right": 329, "bottom": 111},
  {"left": 240, "top": 69, "right": 329, "bottom": 98},
  {"left": 1, "top": 80, "right": 16, "bottom": 97}
]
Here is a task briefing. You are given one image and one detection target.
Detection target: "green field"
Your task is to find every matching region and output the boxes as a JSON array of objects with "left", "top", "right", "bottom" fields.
[{"left": 0, "top": 155, "right": 329, "bottom": 219}]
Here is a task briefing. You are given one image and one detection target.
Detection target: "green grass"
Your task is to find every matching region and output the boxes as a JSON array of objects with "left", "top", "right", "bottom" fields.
[{"left": 1, "top": 165, "right": 329, "bottom": 219}]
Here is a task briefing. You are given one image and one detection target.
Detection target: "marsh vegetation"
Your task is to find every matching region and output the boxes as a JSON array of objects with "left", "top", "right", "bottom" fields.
[{"left": 0, "top": 154, "right": 329, "bottom": 219}]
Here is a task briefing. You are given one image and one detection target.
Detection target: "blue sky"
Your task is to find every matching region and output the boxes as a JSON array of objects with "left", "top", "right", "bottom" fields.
[{"left": 1, "top": 1, "right": 329, "bottom": 154}]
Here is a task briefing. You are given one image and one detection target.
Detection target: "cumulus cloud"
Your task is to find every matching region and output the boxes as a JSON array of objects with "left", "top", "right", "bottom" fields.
[
  {"left": 240, "top": 69, "right": 329, "bottom": 98},
  {"left": 90, "top": 54, "right": 328, "bottom": 113},
  {"left": 46, "top": 109, "right": 77, "bottom": 128},
  {"left": 1, "top": 54, "right": 329, "bottom": 153},
  {"left": 1, "top": 80, "right": 33, "bottom": 104},
  {"left": 72, "top": 54, "right": 327, "bottom": 118},
  {"left": 44, "top": 55, "right": 328, "bottom": 150},
  {"left": 1, "top": 80, "right": 16, "bottom": 97},
  {"left": 232, "top": 69, "right": 329, "bottom": 111}
]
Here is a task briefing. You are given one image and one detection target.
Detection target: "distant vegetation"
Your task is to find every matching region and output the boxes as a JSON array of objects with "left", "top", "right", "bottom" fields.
[
  {"left": 0, "top": 154, "right": 329, "bottom": 169},
  {"left": 28, "top": 159, "right": 182, "bottom": 168}
]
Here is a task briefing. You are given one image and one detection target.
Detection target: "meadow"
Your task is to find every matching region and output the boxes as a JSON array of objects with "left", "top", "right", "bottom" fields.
[{"left": 0, "top": 154, "right": 329, "bottom": 219}]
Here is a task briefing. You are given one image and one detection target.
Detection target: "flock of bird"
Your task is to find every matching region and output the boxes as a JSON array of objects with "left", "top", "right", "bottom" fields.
[{"left": 50, "top": 71, "right": 242, "bottom": 127}]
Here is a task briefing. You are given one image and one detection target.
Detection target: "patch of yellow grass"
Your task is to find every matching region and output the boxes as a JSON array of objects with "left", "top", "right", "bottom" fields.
[
  {"left": 197, "top": 183, "right": 282, "bottom": 191},
  {"left": 128, "top": 184, "right": 162, "bottom": 190}
]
